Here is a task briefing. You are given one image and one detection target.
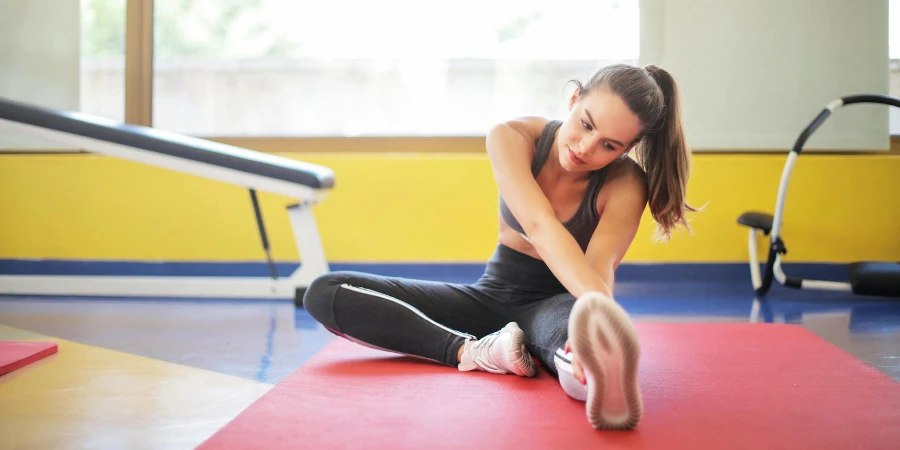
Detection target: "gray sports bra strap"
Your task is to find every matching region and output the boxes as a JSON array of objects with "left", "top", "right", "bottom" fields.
[
  {"left": 583, "top": 165, "right": 610, "bottom": 214},
  {"left": 530, "top": 120, "right": 563, "bottom": 176}
]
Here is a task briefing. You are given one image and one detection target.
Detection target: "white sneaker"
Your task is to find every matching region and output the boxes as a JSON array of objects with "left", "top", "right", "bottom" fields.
[
  {"left": 568, "top": 292, "right": 643, "bottom": 430},
  {"left": 458, "top": 322, "right": 536, "bottom": 377}
]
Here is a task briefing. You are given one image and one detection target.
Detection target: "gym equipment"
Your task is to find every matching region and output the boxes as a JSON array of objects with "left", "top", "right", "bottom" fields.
[
  {"left": 0, "top": 97, "right": 334, "bottom": 300},
  {"left": 197, "top": 323, "right": 900, "bottom": 449},
  {"left": 738, "top": 94, "right": 900, "bottom": 298},
  {"left": 0, "top": 341, "right": 58, "bottom": 376}
]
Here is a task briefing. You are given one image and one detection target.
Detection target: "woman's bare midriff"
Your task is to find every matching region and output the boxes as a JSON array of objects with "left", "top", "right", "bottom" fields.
[{"left": 498, "top": 224, "right": 543, "bottom": 259}]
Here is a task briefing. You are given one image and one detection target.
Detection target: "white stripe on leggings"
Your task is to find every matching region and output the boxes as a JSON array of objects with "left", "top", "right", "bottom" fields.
[{"left": 339, "top": 283, "right": 477, "bottom": 340}]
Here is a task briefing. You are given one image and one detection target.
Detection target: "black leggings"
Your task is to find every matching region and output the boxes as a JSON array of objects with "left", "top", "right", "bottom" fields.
[{"left": 302, "top": 244, "right": 575, "bottom": 377}]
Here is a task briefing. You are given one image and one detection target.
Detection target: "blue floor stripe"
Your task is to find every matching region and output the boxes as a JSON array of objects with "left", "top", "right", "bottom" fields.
[{"left": 0, "top": 258, "right": 851, "bottom": 284}]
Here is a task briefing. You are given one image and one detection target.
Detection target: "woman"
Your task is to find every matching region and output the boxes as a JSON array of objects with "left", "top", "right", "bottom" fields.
[{"left": 302, "top": 63, "right": 695, "bottom": 430}]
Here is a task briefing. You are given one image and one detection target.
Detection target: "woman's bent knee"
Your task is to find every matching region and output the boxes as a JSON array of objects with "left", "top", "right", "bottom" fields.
[{"left": 302, "top": 272, "right": 350, "bottom": 330}]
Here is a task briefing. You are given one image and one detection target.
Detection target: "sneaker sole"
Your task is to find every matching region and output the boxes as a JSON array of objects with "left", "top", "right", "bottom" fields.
[
  {"left": 569, "top": 293, "right": 642, "bottom": 430},
  {"left": 506, "top": 323, "right": 537, "bottom": 377}
]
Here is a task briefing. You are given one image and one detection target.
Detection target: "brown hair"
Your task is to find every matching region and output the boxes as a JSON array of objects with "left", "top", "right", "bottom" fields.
[{"left": 571, "top": 63, "right": 697, "bottom": 241}]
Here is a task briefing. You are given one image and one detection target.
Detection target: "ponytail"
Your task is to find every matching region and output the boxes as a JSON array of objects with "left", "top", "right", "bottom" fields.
[
  {"left": 639, "top": 65, "right": 697, "bottom": 241},
  {"left": 572, "top": 63, "right": 698, "bottom": 241}
]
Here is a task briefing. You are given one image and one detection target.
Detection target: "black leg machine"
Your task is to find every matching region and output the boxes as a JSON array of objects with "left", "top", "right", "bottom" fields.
[{"left": 738, "top": 94, "right": 900, "bottom": 299}]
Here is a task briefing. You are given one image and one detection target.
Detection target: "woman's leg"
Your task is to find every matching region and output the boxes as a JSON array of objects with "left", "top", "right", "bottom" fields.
[
  {"left": 302, "top": 271, "right": 534, "bottom": 375},
  {"left": 511, "top": 292, "right": 575, "bottom": 376},
  {"left": 514, "top": 292, "right": 643, "bottom": 430}
]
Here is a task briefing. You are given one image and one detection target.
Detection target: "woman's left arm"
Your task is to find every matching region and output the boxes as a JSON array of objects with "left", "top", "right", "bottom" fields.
[
  {"left": 583, "top": 167, "right": 649, "bottom": 297},
  {"left": 567, "top": 167, "right": 647, "bottom": 385}
]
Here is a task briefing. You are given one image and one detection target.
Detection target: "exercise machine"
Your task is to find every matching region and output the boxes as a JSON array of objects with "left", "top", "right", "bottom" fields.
[
  {"left": 0, "top": 96, "right": 334, "bottom": 301},
  {"left": 737, "top": 94, "right": 900, "bottom": 299}
]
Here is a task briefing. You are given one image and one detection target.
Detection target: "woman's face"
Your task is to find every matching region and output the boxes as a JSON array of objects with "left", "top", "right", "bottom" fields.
[{"left": 557, "top": 85, "right": 644, "bottom": 173}]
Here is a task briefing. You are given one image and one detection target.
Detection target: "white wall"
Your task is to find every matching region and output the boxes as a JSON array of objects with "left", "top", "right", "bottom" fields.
[
  {"left": 641, "top": 0, "right": 890, "bottom": 151},
  {"left": 0, "top": 0, "right": 81, "bottom": 150}
]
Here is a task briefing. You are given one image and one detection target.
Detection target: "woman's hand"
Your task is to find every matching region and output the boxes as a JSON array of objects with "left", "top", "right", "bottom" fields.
[{"left": 565, "top": 339, "right": 586, "bottom": 385}]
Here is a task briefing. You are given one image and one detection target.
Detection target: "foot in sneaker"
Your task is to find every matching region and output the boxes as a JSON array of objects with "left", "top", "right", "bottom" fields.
[
  {"left": 458, "top": 322, "right": 536, "bottom": 377},
  {"left": 568, "top": 292, "right": 642, "bottom": 430}
]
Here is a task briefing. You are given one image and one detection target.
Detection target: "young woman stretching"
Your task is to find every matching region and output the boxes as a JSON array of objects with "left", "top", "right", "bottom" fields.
[{"left": 303, "top": 63, "right": 695, "bottom": 430}]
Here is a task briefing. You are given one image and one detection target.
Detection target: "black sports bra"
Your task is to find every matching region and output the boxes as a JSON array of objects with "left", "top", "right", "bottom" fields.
[{"left": 498, "top": 120, "right": 609, "bottom": 252}]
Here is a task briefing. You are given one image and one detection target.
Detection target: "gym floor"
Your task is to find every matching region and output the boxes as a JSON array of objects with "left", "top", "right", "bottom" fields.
[{"left": 1, "top": 274, "right": 899, "bottom": 448}]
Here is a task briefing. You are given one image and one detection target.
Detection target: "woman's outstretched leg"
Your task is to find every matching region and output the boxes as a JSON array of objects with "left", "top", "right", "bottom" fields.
[
  {"left": 302, "top": 271, "right": 535, "bottom": 376},
  {"left": 515, "top": 291, "right": 643, "bottom": 430}
]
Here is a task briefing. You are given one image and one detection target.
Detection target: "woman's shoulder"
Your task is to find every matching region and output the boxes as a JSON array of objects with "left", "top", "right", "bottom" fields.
[
  {"left": 495, "top": 116, "right": 553, "bottom": 144},
  {"left": 599, "top": 157, "right": 648, "bottom": 204},
  {"left": 607, "top": 156, "right": 646, "bottom": 182}
]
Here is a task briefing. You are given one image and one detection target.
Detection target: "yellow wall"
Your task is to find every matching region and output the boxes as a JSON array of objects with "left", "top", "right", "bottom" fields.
[{"left": 1, "top": 152, "right": 898, "bottom": 263}]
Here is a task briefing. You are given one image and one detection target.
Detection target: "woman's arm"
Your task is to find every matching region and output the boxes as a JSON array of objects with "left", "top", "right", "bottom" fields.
[
  {"left": 583, "top": 165, "right": 648, "bottom": 294},
  {"left": 568, "top": 164, "right": 647, "bottom": 386},
  {"left": 486, "top": 120, "right": 643, "bottom": 299}
]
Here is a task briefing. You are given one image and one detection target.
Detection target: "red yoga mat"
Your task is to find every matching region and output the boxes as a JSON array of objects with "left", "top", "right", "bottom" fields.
[
  {"left": 0, "top": 341, "right": 58, "bottom": 376},
  {"left": 200, "top": 323, "right": 900, "bottom": 449}
]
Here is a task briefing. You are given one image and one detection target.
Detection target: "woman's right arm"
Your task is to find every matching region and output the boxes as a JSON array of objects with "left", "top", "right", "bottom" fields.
[
  {"left": 485, "top": 119, "right": 614, "bottom": 299},
  {"left": 485, "top": 118, "right": 557, "bottom": 231}
]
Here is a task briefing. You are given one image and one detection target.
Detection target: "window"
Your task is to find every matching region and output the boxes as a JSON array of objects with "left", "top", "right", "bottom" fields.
[
  {"left": 80, "top": 0, "right": 127, "bottom": 124},
  {"left": 150, "top": 0, "right": 640, "bottom": 137}
]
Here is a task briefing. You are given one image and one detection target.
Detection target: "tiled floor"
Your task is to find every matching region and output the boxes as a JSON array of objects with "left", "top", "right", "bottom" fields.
[
  {"left": 2, "top": 279, "right": 898, "bottom": 385},
  {"left": 0, "top": 325, "right": 272, "bottom": 449},
  {"left": 0, "top": 276, "right": 898, "bottom": 448}
]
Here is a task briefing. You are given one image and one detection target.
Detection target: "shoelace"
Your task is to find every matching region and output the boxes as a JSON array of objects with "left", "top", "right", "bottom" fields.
[{"left": 468, "top": 330, "right": 505, "bottom": 372}]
